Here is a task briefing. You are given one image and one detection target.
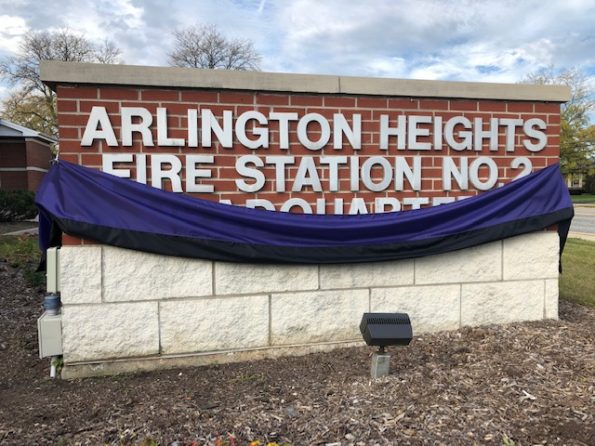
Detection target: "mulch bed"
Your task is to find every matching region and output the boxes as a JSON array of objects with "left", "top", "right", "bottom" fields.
[{"left": 0, "top": 260, "right": 593, "bottom": 446}]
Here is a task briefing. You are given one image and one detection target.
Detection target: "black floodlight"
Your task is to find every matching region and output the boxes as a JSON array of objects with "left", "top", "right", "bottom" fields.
[{"left": 360, "top": 312, "right": 413, "bottom": 351}]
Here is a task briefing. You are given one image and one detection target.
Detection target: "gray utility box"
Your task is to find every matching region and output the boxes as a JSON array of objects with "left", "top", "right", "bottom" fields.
[{"left": 37, "top": 312, "right": 62, "bottom": 358}]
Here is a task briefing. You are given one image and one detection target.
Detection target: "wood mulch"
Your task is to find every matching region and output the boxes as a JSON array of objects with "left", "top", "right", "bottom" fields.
[{"left": 0, "top": 261, "right": 593, "bottom": 446}]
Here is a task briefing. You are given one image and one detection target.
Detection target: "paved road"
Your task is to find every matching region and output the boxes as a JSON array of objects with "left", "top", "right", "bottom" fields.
[
  {"left": 571, "top": 206, "right": 595, "bottom": 233},
  {"left": 569, "top": 205, "right": 595, "bottom": 241}
]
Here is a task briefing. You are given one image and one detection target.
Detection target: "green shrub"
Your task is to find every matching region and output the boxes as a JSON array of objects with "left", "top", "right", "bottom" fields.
[{"left": 0, "top": 190, "right": 37, "bottom": 222}]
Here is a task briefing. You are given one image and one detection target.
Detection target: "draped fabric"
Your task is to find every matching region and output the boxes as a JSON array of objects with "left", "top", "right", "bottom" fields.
[{"left": 36, "top": 161, "right": 573, "bottom": 264}]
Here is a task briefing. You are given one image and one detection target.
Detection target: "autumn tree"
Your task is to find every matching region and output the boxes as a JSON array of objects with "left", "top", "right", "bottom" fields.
[
  {"left": 524, "top": 67, "right": 594, "bottom": 176},
  {"left": 168, "top": 24, "right": 261, "bottom": 70},
  {"left": 0, "top": 29, "right": 122, "bottom": 136}
]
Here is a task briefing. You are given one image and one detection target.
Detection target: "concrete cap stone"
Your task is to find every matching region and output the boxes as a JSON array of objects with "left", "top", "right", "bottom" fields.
[{"left": 40, "top": 61, "right": 571, "bottom": 102}]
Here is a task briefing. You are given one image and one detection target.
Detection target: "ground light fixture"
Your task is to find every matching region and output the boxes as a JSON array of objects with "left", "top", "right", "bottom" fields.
[{"left": 360, "top": 312, "right": 413, "bottom": 379}]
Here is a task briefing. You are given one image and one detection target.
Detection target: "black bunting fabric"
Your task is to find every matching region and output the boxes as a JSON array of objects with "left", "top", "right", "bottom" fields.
[{"left": 36, "top": 161, "right": 573, "bottom": 264}]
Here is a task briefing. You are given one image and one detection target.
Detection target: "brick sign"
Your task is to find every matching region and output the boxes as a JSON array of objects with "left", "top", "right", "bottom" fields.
[
  {"left": 53, "top": 66, "right": 561, "bottom": 215},
  {"left": 39, "top": 62, "right": 570, "bottom": 378}
]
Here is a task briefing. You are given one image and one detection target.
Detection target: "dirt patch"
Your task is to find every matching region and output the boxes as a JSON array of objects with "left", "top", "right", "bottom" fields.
[{"left": 0, "top": 262, "right": 593, "bottom": 446}]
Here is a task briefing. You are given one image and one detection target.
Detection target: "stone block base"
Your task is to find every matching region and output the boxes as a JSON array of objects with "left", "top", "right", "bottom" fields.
[{"left": 56, "top": 231, "right": 560, "bottom": 378}]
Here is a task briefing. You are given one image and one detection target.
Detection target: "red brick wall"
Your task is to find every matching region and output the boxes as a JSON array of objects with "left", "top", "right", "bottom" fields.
[
  {"left": 26, "top": 139, "right": 52, "bottom": 170},
  {"left": 0, "top": 139, "right": 51, "bottom": 191},
  {"left": 0, "top": 140, "right": 28, "bottom": 190},
  {"left": 26, "top": 139, "right": 52, "bottom": 192},
  {"left": 0, "top": 140, "right": 27, "bottom": 167},
  {"left": 54, "top": 84, "right": 561, "bottom": 245}
]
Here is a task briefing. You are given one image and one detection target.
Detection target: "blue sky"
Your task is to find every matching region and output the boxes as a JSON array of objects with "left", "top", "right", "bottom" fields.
[{"left": 0, "top": 0, "right": 594, "bottom": 104}]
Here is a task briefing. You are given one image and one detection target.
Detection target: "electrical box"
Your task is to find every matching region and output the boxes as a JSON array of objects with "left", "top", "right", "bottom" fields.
[
  {"left": 37, "top": 312, "right": 62, "bottom": 358},
  {"left": 46, "top": 247, "right": 60, "bottom": 293}
]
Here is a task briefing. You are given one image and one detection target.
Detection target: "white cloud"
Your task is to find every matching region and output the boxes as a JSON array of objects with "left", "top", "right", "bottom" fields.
[
  {"left": 0, "top": 15, "right": 28, "bottom": 54},
  {"left": 266, "top": 0, "right": 594, "bottom": 83},
  {"left": 0, "top": 0, "right": 592, "bottom": 124},
  {"left": 44, "top": 0, "right": 144, "bottom": 63},
  {"left": 362, "top": 57, "right": 408, "bottom": 78},
  {"left": 0, "top": 0, "right": 593, "bottom": 87}
]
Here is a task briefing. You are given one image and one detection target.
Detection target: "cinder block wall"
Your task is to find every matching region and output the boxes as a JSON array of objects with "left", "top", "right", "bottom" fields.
[{"left": 59, "top": 231, "right": 559, "bottom": 378}]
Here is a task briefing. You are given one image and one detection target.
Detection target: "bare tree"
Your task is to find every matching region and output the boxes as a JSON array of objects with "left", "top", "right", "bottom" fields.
[
  {"left": 94, "top": 39, "right": 123, "bottom": 64},
  {"left": 0, "top": 29, "right": 122, "bottom": 136},
  {"left": 168, "top": 24, "right": 261, "bottom": 70}
]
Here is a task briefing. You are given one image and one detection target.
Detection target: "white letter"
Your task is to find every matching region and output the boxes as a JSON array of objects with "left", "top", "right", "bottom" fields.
[
  {"left": 316, "top": 198, "right": 326, "bottom": 214},
  {"left": 444, "top": 117, "right": 472, "bottom": 151},
  {"left": 202, "top": 109, "right": 233, "bottom": 148},
  {"left": 157, "top": 108, "right": 185, "bottom": 146},
  {"left": 500, "top": 118, "right": 523, "bottom": 152},
  {"left": 136, "top": 154, "right": 147, "bottom": 184},
  {"left": 266, "top": 155, "right": 294, "bottom": 192},
  {"left": 186, "top": 155, "right": 214, "bottom": 193},
  {"left": 292, "top": 157, "right": 322, "bottom": 192},
  {"left": 395, "top": 156, "right": 421, "bottom": 191},
  {"left": 297, "top": 113, "right": 330, "bottom": 150},
  {"left": 281, "top": 198, "right": 312, "bottom": 214},
  {"left": 350, "top": 156, "right": 360, "bottom": 191},
  {"left": 511, "top": 156, "right": 532, "bottom": 180},
  {"left": 333, "top": 198, "right": 344, "bottom": 215},
  {"left": 469, "top": 157, "right": 498, "bottom": 191},
  {"left": 380, "top": 115, "right": 406, "bottom": 150},
  {"left": 348, "top": 198, "right": 368, "bottom": 215},
  {"left": 523, "top": 118, "right": 547, "bottom": 152},
  {"left": 319, "top": 156, "right": 347, "bottom": 191},
  {"left": 433, "top": 117, "right": 443, "bottom": 150},
  {"left": 102, "top": 153, "right": 132, "bottom": 177},
  {"left": 442, "top": 156, "right": 469, "bottom": 190},
  {"left": 151, "top": 154, "right": 182, "bottom": 192},
  {"left": 375, "top": 197, "right": 400, "bottom": 213},
  {"left": 121, "top": 107, "right": 154, "bottom": 147},
  {"left": 361, "top": 156, "right": 392, "bottom": 192},
  {"left": 236, "top": 111, "right": 269, "bottom": 149},
  {"left": 81, "top": 106, "right": 117, "bottom": 146},
  {"left": 235, "top": 155, "right": 265, "bottom": 192},
  {"left": 187, "top": 109, "right": 198, "bottom": 147},
  {"left": 473, "top": 118, "right": 499, "bottom": 152},
  {"left": 403, "top": 197, "right": 429, "bottom": 210},
  {"left": 269, "top": 112, "right": 298, "bottom": 149},
  {"left": 407, "top": 115, "right": 432, "bottom": 150},
  {"left": 333, "top": 113, "right": 361, "bottom": 149}
]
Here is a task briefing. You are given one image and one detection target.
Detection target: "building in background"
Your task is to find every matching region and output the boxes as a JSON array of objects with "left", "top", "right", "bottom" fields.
[{"left": 0, "top": 119, "right": 56, "bottom": 191}]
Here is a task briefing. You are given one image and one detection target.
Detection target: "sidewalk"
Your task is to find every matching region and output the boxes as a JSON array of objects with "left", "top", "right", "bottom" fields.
[
  {"left": 3, "top": 227, "right": 39, "bottom": 236},
  {"left": 568, "top": 231, "right": 595, "bottom": 242}
]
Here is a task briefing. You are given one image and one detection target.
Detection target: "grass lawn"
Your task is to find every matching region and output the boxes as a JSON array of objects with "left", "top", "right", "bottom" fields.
[
  {"left": 560, "top": 237, "right": 595, "bottom": 307},
  {"left": 571, "top": 193, "right": 595, "bottom": 204}
]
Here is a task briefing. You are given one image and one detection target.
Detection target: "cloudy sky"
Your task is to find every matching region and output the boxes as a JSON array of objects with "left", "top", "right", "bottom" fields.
[{"left": 0, "top": 0, "right": 594, "bottom": 102}]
